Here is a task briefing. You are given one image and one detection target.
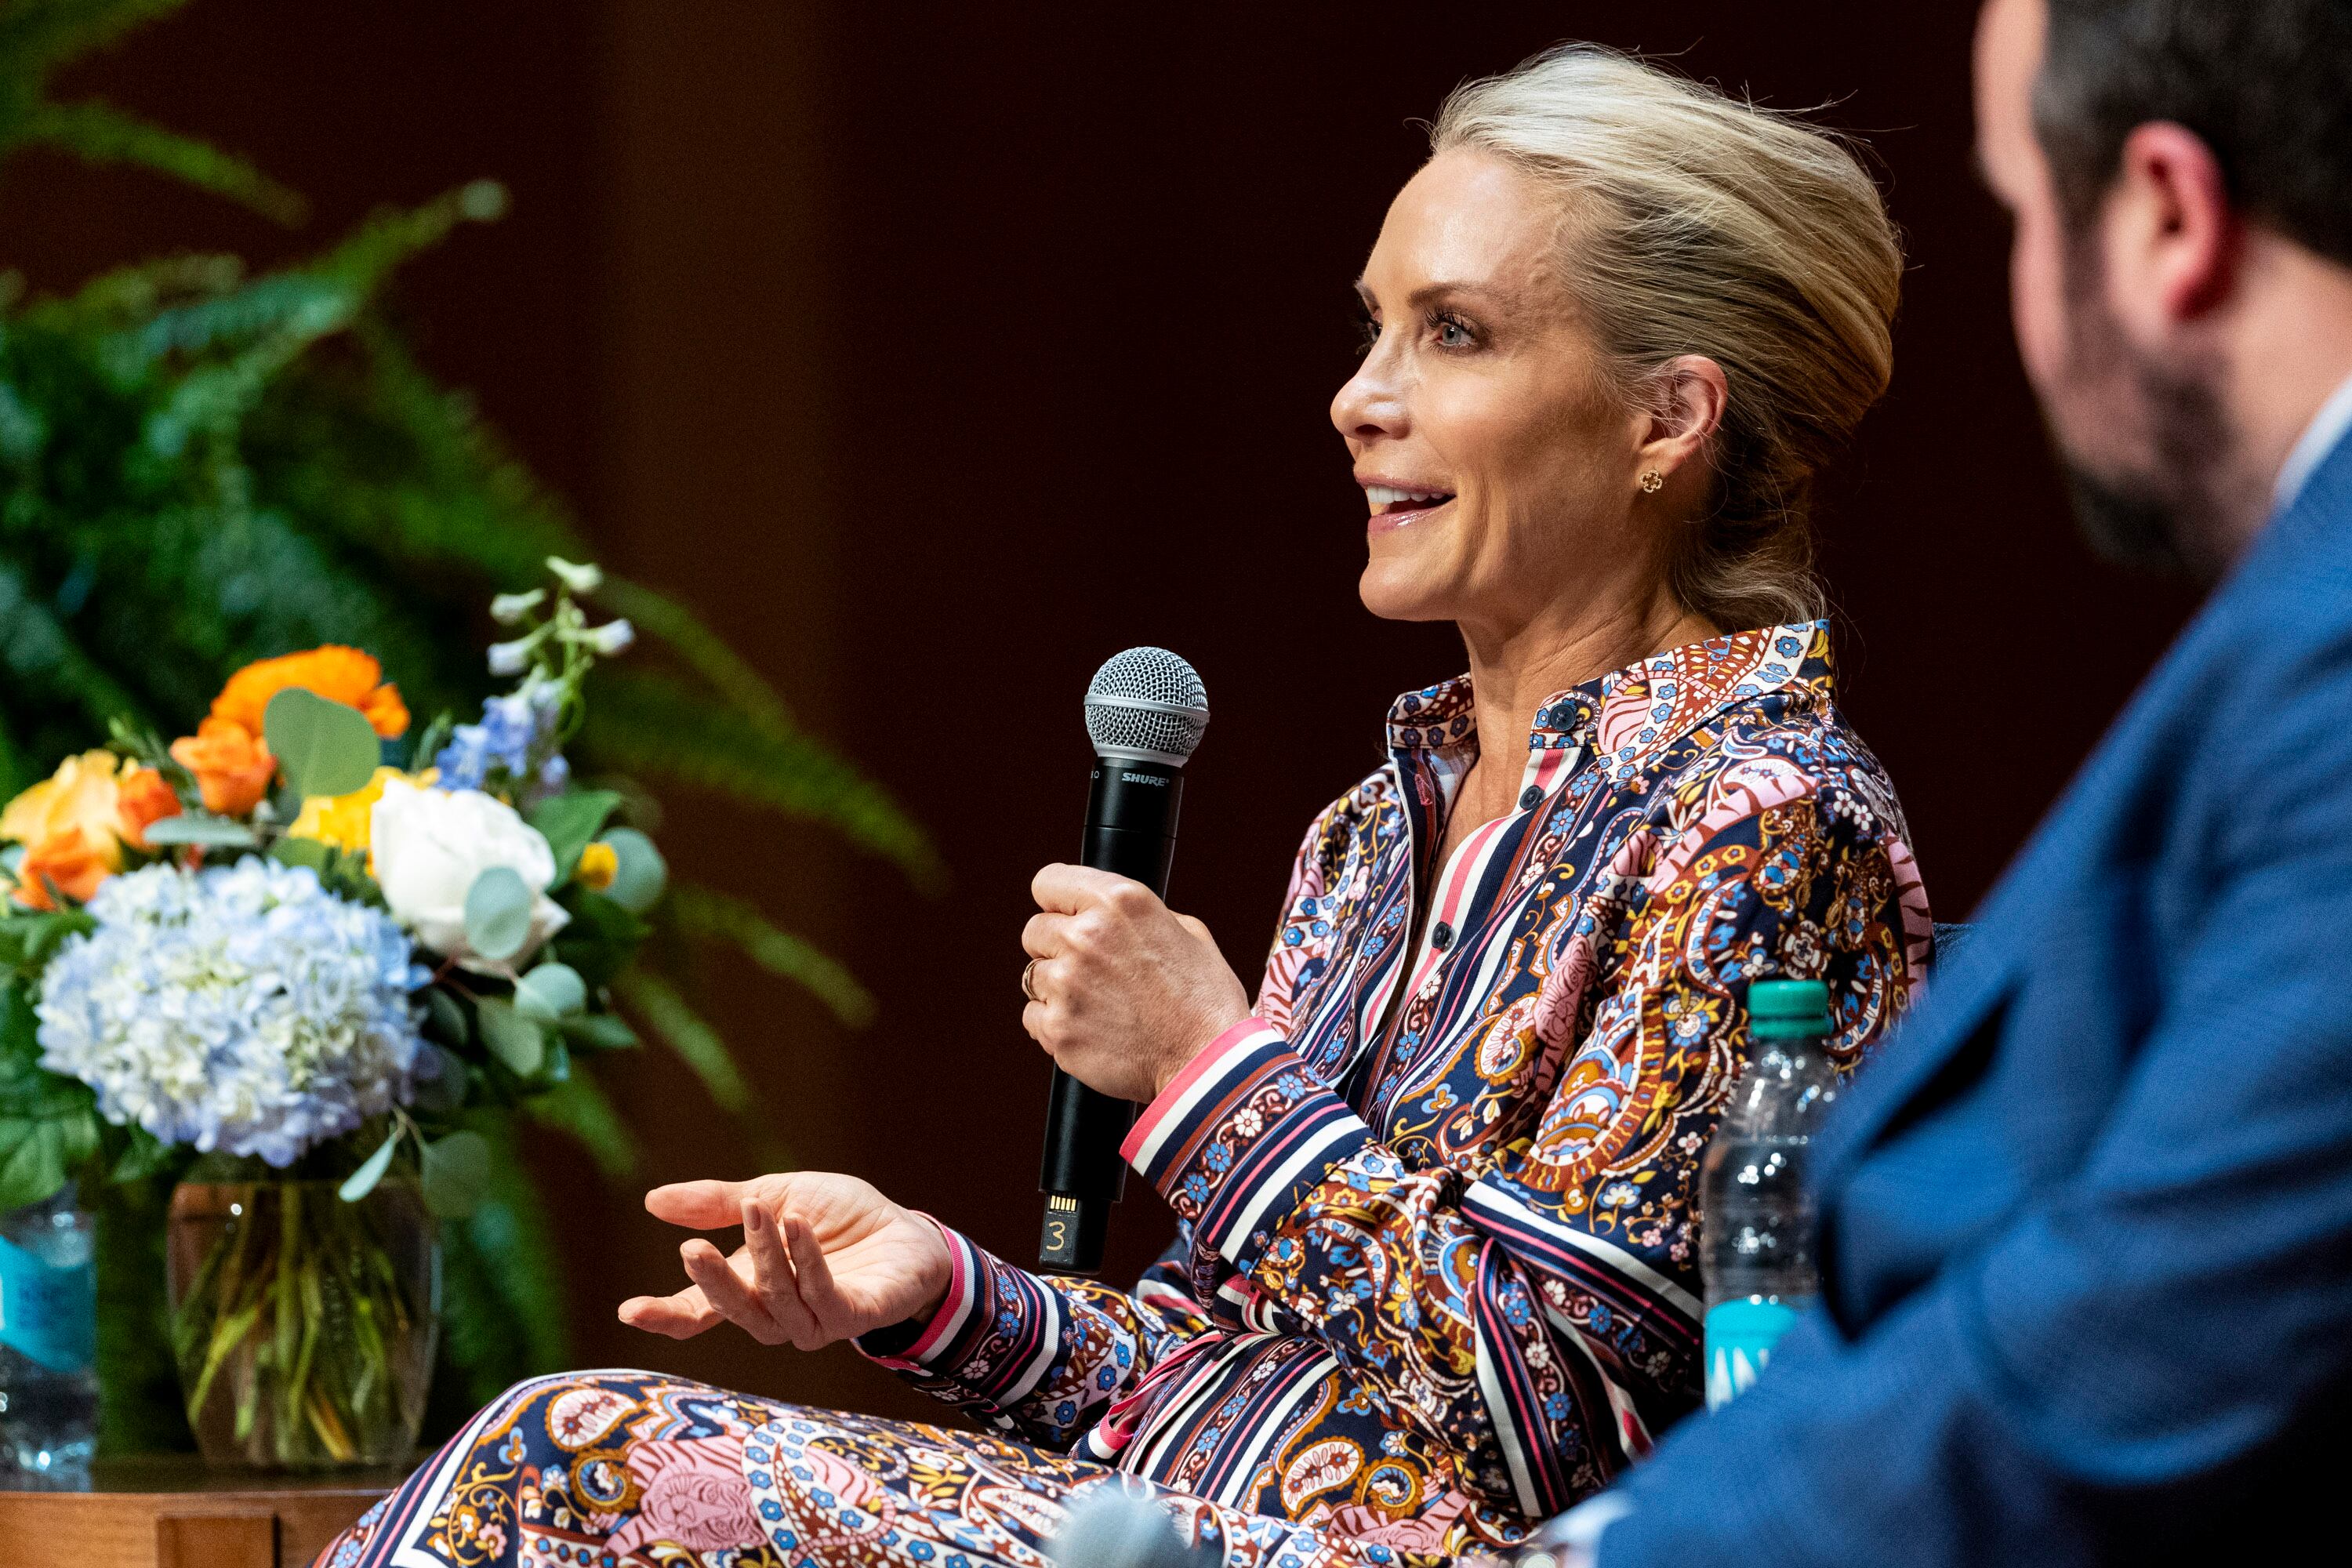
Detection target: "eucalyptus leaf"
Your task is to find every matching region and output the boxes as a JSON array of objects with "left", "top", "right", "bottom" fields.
[
  {"left": 263, "top": 687, "right": 379, "bottom": 800},
  {"left": 463, "top": 866, "right": 534, "bottom": 962},
  {"left": 514, "top": 962, "right": 586, "bottom": 1022},
  {"left": 338, "top": 1126, "right": 402, "bottom": 1203},
  {"left": 599, "top": 827, "right": 667, "bottom": 913},
  {"left": 142, "top": 814, "right": 262, "bottom": 849},
  {"left": 474, "top": 996, "right": 546, "bottom": 1076},
  {"left": 528, "top": 790, "right": 622, "bottom": 883},
  {"left": 559, "top": 1012, "right": 639, "bottom": 1051},
  {"left": 408, "top": 1041, "right": 468, "bottom": 1117},
  {"left": 420, "top": 1131, "right": 492, "bottom": 1219},
  {"left": 269, "top": 835, "right": 331, "bottom": 872},
  {"left": 425, "top": 989, "right": 471, "bottom": 1047},
  {"left": 549, "top": 893, "right": 652, "bottom": 989}
]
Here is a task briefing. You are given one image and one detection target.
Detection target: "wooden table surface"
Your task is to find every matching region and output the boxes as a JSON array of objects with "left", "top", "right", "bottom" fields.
[{"left": 0, "top": 1455, "right": 405, "bottom": 1568}]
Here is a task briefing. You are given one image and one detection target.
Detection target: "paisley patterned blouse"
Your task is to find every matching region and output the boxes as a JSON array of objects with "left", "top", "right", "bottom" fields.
[{"left": 864, "top": 621, "right": 1933, "bottom": 1556}]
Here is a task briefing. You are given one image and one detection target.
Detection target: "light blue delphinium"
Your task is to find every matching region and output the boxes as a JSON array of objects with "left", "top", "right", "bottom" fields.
[
  {"left": 34, "top": 859, "right": 430, "bottom": 1166},
  {"left": 433, "top": 675, "right": 568, "bottom": 798}
]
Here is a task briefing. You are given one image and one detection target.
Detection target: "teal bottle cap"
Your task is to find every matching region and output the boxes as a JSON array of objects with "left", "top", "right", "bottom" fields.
[{"left": 1750, "top": 978, "right": 1831, "bottom": 1037}]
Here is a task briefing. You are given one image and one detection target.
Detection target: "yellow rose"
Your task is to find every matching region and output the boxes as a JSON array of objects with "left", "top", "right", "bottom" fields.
[
  {"left": 2, "top": 750, "right": 132, "bottom": 857},
  {"left": 2, "top": 751, "right": 131, "bottom": 909},
  {"left": 576, "top": 840, "right": 619, "bottom": 893},
  {"left": 289, "top": 767, "right": 432, "bottom": 857}
]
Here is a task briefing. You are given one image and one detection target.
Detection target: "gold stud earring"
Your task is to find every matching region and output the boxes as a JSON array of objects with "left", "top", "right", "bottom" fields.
[{"left": 1639, "top": 470, "right": 1664, "bottom": 494}]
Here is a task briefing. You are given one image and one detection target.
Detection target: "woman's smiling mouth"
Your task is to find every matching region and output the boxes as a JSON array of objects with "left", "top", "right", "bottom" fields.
[{"left": 1363, "top": 481, "right": 1456, "bottom": 536}]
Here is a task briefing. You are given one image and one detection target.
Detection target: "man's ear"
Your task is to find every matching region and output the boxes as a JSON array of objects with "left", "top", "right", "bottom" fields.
[
  {"left": 2103, "top": 121, "right": 2240, "bottom": 339},
  {"left": 1636, "top": 355, "right": 1730, "bottom": 486}
]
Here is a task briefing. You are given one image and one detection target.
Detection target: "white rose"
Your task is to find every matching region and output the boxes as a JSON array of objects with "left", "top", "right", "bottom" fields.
[{"left": 371, "top": 777, "right": 570, "bottom": 973}]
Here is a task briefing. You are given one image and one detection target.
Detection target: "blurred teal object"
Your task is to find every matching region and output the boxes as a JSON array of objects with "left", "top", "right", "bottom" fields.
[
  {"left": 0, "top": 0, "right": 937, "bottom": 1452},
  {"left": 0, "top": 1180, "right": 96, "bottom": 1482}
]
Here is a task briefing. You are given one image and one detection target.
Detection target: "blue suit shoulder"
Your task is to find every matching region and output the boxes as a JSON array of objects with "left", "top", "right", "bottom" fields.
[{"left": 1599, "top": 438, "right": 2352, "bottom": 1568}]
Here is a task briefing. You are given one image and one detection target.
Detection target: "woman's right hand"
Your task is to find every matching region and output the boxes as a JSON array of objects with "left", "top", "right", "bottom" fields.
[{"left": 618, "top": 1171, "right": 953, "bottom": 1350}]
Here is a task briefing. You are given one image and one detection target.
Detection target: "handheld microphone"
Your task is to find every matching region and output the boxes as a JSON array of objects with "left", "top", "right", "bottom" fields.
[{"left": 1038, "top": 647, "right": 1209, "bottom": 1275}]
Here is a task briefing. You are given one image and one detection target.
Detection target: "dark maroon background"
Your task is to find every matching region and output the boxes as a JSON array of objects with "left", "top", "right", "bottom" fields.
[{"left": 3, "top": 1, "right": 2196, "bottom": 1422}]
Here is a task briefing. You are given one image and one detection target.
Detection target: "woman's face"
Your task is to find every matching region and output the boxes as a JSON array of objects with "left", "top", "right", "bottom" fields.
[{"left": 1333, "top": 149, "right": 1661, "bottom": 638}]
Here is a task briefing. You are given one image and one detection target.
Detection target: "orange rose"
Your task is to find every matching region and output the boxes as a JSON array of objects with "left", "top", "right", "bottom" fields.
[
  {"left": 11, "top": 828, "right": 111, "bottom": 909},
  {"left": 116, "top": 766, "right": 184, "bottom": 850},
  {"left": 171, "top": 719, "right": 278, "bottom": 817},
  {"left": 209, "top": 647, "right": 408, "bottom": 741}
]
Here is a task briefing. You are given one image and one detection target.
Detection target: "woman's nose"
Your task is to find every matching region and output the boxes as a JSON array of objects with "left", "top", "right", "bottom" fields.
[{"left": 1331, "top": 346, "right": 1408, "bottom": 445}]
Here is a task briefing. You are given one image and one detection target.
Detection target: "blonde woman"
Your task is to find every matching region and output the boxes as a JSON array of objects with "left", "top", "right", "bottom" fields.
[{"left": 321, "top": 45, "right": 1933, "bottom": 1568}]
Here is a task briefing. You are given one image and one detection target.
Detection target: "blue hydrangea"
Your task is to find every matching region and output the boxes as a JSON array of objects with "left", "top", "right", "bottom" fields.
[
  {"left": 434, "top": 678, "right": 568, "bottom": 797},
  {"left": 34, "top": 859, "right": 429, "bottom": 1166}
]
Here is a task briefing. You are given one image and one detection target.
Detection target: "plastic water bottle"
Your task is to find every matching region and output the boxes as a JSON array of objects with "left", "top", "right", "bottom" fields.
[
  {"left": 0, "top": 1181, "right": 98, "bottom": 1482},
  {"left": 1698, "top": 979, "right": 1837, "bottom": 1410}
]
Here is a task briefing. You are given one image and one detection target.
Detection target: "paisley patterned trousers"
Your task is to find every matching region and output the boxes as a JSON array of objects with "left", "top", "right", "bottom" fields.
[{"left": 312, "top": 1370, "right": 1445, "bottom": 1568}]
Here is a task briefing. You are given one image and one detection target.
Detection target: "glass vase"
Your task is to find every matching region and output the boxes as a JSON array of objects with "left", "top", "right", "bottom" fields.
[{"left": 166, "top": 1161, "right": 439, "bottom": 1468}]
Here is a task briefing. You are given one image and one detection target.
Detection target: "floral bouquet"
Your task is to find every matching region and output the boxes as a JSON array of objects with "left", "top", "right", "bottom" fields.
[{"left": 0, "top": 558, "right": 666, "bottom": 1465}]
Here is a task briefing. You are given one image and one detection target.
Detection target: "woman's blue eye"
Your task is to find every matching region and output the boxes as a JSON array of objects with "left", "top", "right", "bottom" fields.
[{"left": 1434, "top": 314, "right": 1475, "bottom": 348}]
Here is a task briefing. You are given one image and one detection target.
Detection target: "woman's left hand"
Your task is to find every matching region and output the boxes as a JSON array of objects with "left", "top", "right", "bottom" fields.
[{"left": 1022, "top": 863, "right": 1252, "bottom": 1103}]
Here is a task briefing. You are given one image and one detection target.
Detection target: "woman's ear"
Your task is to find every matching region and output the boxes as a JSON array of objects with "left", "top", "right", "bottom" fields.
[{"left": 1635, "top": 354, "right": 1730, "bottom": 489}]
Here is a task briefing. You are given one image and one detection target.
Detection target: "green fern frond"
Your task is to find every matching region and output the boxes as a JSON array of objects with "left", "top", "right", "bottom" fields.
[
  {"left": 0, "top": 703, "right": 27, "bottom": 798},
  {"left": 0, "top": 0, "right": 936, "bottom": 1450},
  {"left": 598, "top": 574, "right": 793, "bottom": 732},
  {"left": 123, "top": 273, "right": 347, "bottom": 365},
  {"left": 20, "top": 252, "right": 241, "bottom": 336},
  {"left": 15, "top": 100, "right": 303, "bottom": 223},
  {"left": 610, "top": 970, "right": 756, "bottom": 1120},
  {"left": 0, "top": 2, "right": 191, "bottom": 96},
  {"left": 522, "top": 1073, "right": 639, "bottom": 1180},
  {"left": 311, "top": 180, "right": 506, "bottom": 294},
  {"left": 667, "top": 882, "right": 876, "bottom": 1027},
  {"left": 249, "top": 321, "right": 579, "bottom": 583},
  {"left": 428, "top": 1120, "right": 572, "bottom": 1418},
  {"left": 584, "top": 669, "right": 944, "bottom": 890},
  {"left": 0, "top": 563, "right": 151, "bottom": 733},
  {"left": 121, "top": 185, "right": 500, "bottom": 387}
]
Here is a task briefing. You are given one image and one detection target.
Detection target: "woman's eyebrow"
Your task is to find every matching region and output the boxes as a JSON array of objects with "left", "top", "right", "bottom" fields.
[
  {"left": 1406, "top": 280, "right": 1512, "bottom": 311},
  {"left": 1353, "top": 278, "right": 1517, "bottom": 314}
]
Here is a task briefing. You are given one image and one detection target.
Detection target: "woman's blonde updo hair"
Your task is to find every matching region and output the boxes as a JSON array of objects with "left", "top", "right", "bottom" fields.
[{"left": 1432, "top": 46, "right": 1903, "bottom": 630}]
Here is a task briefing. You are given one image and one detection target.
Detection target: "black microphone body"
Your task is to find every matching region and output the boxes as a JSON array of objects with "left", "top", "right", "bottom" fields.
[{"left": 1038, "top": 757, "right": 1184, "bottom": 1274}]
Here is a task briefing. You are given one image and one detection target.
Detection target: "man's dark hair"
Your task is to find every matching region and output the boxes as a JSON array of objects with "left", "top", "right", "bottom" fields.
[{"left": 2036, "top": 1, "right": 2352, "bottom": 267}]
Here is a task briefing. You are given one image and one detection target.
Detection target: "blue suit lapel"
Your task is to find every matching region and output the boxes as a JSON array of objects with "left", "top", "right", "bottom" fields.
[{"left": 1819, "top": 431, "right": 2352, "bottom": 1181}]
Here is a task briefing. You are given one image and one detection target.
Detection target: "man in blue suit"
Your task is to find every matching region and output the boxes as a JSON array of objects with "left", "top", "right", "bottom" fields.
[{"left": 1528, "top": 2, "right": 2352, "bottom": 1563}]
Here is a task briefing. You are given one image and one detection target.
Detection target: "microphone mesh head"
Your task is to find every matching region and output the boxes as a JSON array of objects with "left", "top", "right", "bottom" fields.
[{"left": 1084, "top": 647, "right": 1209, "bottom": 765}]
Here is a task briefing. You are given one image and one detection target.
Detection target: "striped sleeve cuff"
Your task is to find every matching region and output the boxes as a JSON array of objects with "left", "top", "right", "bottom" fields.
[
  {"left": 855, "top": 1215, "right": 982, "bottom": 1370},
  {"left": 857, "top": 1221, "right": 1065, "bottom": 1410},
  {"left": 1123, "top": 1018, "right": 1374, "bottom": 1272}
]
